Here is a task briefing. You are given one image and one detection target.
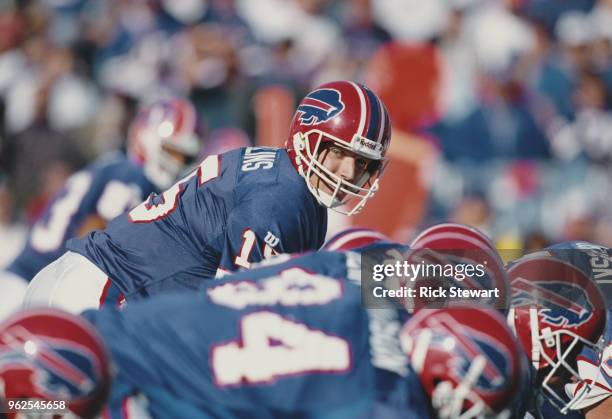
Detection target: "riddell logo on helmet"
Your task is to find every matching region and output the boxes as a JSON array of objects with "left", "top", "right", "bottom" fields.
[
  {"left": 352, "top": 136, "right": 383, "bottom": 157},
  {"left": 297, "top": 89, "right": 345, "bottom": 125},
  {"left": 356, "top": 138, "right": 376, "bottom": 150}
]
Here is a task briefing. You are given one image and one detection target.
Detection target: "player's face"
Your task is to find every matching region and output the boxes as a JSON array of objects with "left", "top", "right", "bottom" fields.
[{"left": 311, "top": 145, "right": 372, "bottom": 199}]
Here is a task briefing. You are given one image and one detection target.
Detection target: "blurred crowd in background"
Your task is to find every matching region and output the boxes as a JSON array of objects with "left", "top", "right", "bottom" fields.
[{"left": 1, "top": 0, "right": 612, "bottom": 265}]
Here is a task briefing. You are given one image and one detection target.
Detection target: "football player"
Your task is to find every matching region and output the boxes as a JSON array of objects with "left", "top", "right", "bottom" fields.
[
  {"left": 531, "top": 242, "right": 611, "bottom": 418},
  {"left": 507, "top": 254, "right": 608, "bottom": 419},
  {"left": 22, "top": 80, "right": 392, "bottom": 314},
  {"left": 0, "top": 249, "right": 524, "bottom": 418},
  {"left": 0, "top": 98, "right": 202, "bottom": 320}
]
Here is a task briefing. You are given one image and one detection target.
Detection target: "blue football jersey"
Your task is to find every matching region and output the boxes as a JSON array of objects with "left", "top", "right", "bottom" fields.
[
  {"left": 68, "top": 147, "right": 328, "bottom": 301},
  {"left": 7, "top": 152, "right": 155, "bottom": 281},
  {"left": 82, "top": 250, "right": 429, "bottom": 418},
  {"left": 545, "top": 241, "right": 611, "bottom": 304}
]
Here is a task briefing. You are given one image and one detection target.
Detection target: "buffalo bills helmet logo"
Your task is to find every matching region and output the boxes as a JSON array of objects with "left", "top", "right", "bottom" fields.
[
  {"left": 512, "top": 279, "right": 594, "bottom": 328},
  {"left": 0, "top": 327, "right": 97, "bottom": 399},
  {"left": 429, "top": 315, "right": 510, "bottom": 392},
  {"left": 297, "top": 88, "right": 345, "bottom": 125}
]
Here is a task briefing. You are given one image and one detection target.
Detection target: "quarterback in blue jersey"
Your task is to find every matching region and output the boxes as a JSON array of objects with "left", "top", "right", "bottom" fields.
[
  {"left": 22, "top": 81, "right": 393, "bottom": 314},
  {"left": 0, "top": 98, "right": 202, "bottom": 320},
  {"left": 0, "top": 247, "right": 524, "bottom": 419}
]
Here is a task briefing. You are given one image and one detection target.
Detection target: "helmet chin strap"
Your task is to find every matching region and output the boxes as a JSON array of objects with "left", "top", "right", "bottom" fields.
[
  {"left": 311, "top": 188, "right": 343, "bottom": 209},
  {"left": 529, "top": 309, "right": 542, "bottom": 369}
]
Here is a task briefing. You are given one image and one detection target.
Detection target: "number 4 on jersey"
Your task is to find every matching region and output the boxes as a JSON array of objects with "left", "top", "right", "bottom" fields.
[{"left": 211, "top": 311, "right": 350, "bottom": 387}]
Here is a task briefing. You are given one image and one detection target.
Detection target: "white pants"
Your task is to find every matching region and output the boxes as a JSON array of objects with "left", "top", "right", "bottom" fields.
[
  {"left": 0, "top": 270, "right": 29, "bottom": 321},
  {"left": 23, "top": 251, "right": 110, "bottom": 314}
]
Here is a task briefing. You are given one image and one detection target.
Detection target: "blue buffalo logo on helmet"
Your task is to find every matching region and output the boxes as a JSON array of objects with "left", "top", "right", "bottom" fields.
[
  {"left": 429, "top": 315, "right": 510, "bottom": 393},
  {"left": 0, "top": 326, "right": 98, "bottom": 399},
  {"left": 511, "top": 278, "right": 594, "bottom": 328},
  {"left": 296, "top": 88, "right": 345, "bottom": 125}
]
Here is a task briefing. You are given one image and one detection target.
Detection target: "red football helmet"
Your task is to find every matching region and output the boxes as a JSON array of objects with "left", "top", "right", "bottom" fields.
[
  {"left": 128, "top": 98, "right": 204, "bottom": 189},
  {"left": 286, "top": 80, "right": 391, "bottom": 216},
  {"left": 322, "top": 227, "right": 392, "bottom": 251},
  {"left": 406, "top": 223, "right": 509, "bottom": 311},
  {"left": 411, "top": 223, "right": 496, "bottom": 251},
  {"left": 401, "top": 307, "right": 524, "bottom": 418},
  {"left": 0, "top": 308, "right": 110, "bottom": 419},
  {"left": 507, "top": 257, "right": 606, "bottom": 413}
]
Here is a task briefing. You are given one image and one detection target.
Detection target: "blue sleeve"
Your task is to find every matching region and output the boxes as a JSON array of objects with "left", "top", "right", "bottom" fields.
[{"left": 68, "top": 155, "right": 229, "bottom": 296}]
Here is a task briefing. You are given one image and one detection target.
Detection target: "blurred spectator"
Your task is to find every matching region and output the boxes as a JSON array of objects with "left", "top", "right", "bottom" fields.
[
  {"left": 449, "top": 194, "right": 493, "bottom": 237},
  {"left": 2, "top": 38, "right": 89, "bottom": 214},
  {"left": 550, "top": 69, "right": 612, "bottom": 162},
  {"left": 1, "top": 0, "right": 612, "bottom": 248},
  {"left": 429, "top": 72, "right": 550, "bottom": 161},
  {"left": 523, "top": 230, "right": 551, "bottom": 251},
  {"left": 202, "top": 126, "right": 250, "bottom": 156}
]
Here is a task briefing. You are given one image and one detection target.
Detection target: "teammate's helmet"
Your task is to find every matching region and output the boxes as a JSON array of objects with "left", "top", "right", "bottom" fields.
[
  {"left": 322, "top": 227, "right": 392, "bottom": 251},
  {"left": 0, "top": 308, "right": 110, "bottom": 419},
  {"left": 128, "top": 98, "right": 203, "bottom": 189},
  {"left": 411, "top": 223, "right": 496, "bottom": 251},
  {"left": 286, "top": 81, "right": 391, "bottom": 216},
  {"left": 401, "top": 307, "right": 524, "bottom": 419},
  {"left": 406, "top": 224, "right": 509, "bottom": 311},
  {"left": 507, "top": 257, "right": 606, "bottom": 413}
]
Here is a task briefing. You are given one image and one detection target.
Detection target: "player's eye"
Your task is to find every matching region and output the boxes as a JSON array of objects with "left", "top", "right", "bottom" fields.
[
  {"left": 329, "top": 147, "right": 344, "bottom": 157},
  {"left": 355, "top": 158, "right": 368, "bottom": 170}
]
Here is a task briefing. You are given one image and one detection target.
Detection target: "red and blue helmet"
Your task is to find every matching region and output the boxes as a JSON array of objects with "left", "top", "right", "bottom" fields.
[
  {"left": 286, "top": 80, "right": 392, "bottom": 216},
  {"left": 406, "top": 223, "right": 509, "bottom": 311},
  {"left": 322, "top": 227, "right": 392, "bottom": 252},
  {"left": 507, "top": 256, "right": 606, "bottom": 413},
  {"left": 129, "top": 98, "right": 204, "bottom": 190},
  {"left": 401, "top": 306, "right": 524, "bottom": 418},
  {"left": 0, "top": 308, "right": 110, "bottom": 418},
  {"left": 411, "top": 223, "right": 496, "bottom": 251}
]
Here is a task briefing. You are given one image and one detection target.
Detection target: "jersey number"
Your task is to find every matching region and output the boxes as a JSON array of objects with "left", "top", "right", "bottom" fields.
[
  {"left": 31, "top": 172, "right": 92, "bottom": 252},
  {"left": 210, "top": 269, "right": 350, "bottom": 386},
  {"left": 128, "top": 155, "right": 220, "bottom": 223},
  {"left": 211, "top": 311, "right": 350, "bottom": 387},
  {"left": 234, "top": 229, "right": 256, "bottom": 269}
]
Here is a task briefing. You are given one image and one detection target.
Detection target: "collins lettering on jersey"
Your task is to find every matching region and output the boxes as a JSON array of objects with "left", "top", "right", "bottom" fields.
[{"left": 241, "top": 147, "right": 277, "bottom": 172}]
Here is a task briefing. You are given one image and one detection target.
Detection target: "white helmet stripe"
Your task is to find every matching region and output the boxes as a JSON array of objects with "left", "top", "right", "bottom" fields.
[
  {"left": 376, "top": 96, "right": 386, "bottom": 144},
  {"left": 349, "top": 81, "right": 367, "bottom": 137}
]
